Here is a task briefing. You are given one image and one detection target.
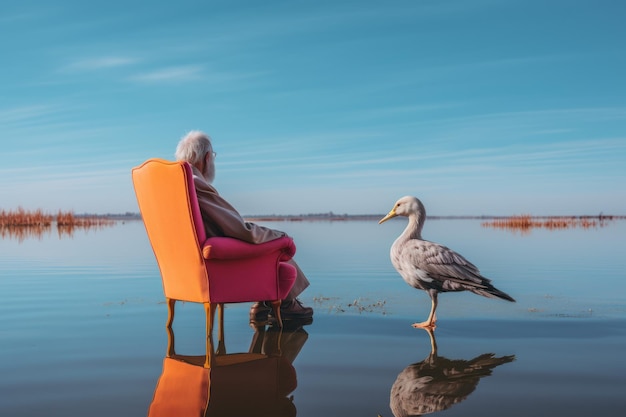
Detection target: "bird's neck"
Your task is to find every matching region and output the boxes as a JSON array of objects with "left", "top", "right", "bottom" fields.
[{"left": 401, "top": 215, "right": 423, "bottom": 241}]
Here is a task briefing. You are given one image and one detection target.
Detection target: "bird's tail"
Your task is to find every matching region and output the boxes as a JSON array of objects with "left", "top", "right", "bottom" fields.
[{"left": 476, "top": 285, "right": 516, "bottom": 302}]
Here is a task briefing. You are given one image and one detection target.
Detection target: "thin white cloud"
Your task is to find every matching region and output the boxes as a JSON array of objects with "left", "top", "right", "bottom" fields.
[
  {"left": 370, "top": 106, "right": 626, "bottom": 144},
  {"left": 214, "top": 136, "right": 626, "bottom": 190},
  {"left": 346, "top": 102, "right": 467, "bottom": 121},
  {"left": 0, "top": 11, "right": 39, "bottom": 24},
  {"left": 445, "top": 107, "right": 626, "bottom": 125},
  {"left": 0, "top": 156, "right": 138, "bottom": 179},
  {"left": 129, "top": 65, "right": 204, "bottom": 83},
  {"left": 190, "top": 0, "right": 501, "bottom": 45},
  {"left": 63, "top": 56, "right": 139, "bottom": 71},
  {"left": 0, "top": 105, "right": 55, "bottom": 123}
]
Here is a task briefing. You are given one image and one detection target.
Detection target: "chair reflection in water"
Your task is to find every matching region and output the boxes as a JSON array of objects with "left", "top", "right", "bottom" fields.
[
  {"left": 132, "top": 158, "right": 298, "bottom": 368},
  {"left": 147, "top": 322, "right": 308, "bottom": 417},
  {"left": 390, "top": 328, "right": 515, "bottom": 417}
]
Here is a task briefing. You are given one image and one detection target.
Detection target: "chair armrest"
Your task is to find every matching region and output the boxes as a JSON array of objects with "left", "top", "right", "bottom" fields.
[{"left": 202, "top": 236, "right": 296, "bottom": 261}]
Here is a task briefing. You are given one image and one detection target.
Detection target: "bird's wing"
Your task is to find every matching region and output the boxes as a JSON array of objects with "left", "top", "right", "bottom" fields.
[{"left": 399, "top": 240, "right": 492, "bottom": 290}]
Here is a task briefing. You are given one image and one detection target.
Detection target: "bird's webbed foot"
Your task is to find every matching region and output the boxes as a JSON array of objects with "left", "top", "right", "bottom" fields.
[
  {"left": 412, "top": 321, "right": 436, "bottom": 329},
  {"left": 412, "top": 312, "right": 437, "bottom": 329}
]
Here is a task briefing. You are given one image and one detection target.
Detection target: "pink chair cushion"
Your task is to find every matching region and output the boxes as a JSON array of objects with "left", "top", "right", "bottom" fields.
[
  {"left": 204, "top": 254, "right": 296, "bottom": 302},
  {"left": 277, "top": 262, "right": 298, "bottom": 300},
  {"left": 202, "top": 236, "right": 296, "bottom": 260},
  {"left": 202, "top": 236, "right": 297, "bottom": 302}
]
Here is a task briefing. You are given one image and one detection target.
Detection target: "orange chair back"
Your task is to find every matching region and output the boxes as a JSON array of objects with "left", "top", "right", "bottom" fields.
[{"left": 132, "top": 159, "right": 209, "bottom": 303}]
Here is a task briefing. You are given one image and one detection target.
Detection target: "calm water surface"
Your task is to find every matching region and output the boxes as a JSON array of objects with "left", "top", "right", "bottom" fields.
[{"left": 1, "top": 219, "right": 625, "bottom": 416}]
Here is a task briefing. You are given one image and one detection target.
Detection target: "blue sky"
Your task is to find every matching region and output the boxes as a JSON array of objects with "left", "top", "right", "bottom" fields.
[{"left": 1, "top": 0, "right": 625, "bottom": 216}]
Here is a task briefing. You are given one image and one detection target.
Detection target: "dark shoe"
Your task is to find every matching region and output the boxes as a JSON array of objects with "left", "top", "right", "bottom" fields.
[
  {"left": 277, "top": 298, "right": 314, "bottom": 320},
  {"left": 249, "top": 301, "right": 271, "bottom": 323}
]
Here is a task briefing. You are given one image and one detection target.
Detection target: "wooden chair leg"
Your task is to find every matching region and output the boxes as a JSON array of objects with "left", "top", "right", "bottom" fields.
[
  {"left": 166, "top": 325, "right": 175, "bottom": 358},
  {"left": 269, "top": 300, "right": 283, "bottom": 328},
  {"left": 216, "top": 303, "right": 226, "bottom": 355},
  {"left": 166, "top": 298, "right": 175, "bottom": 328},
  {"left": 204, "top": 303, "right": 217, "bottom": 368}
]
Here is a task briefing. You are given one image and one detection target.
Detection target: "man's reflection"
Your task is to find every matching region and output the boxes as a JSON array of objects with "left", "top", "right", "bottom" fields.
[
  {"left": 206, "top": 321, "right": 309, "bottom": 417},
  {"left": 390, "top": 328, "right": 514, "bottom": 416},
  {"left": 147, "top": 320, "right": 309, "bottom": 417}
]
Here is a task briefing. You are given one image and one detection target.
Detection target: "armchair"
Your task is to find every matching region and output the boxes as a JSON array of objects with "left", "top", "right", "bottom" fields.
[{"left": 131, "top": 158, "right": 297, "bottom": 367}]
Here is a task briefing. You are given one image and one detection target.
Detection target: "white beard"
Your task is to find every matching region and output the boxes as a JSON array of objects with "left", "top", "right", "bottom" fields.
[{"left": 203, "top": 163, "right": 215, "bottom": 184}]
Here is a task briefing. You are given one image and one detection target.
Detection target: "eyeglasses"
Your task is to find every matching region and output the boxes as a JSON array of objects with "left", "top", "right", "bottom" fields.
[{"left": 208, "top": 151, "right": 217, "bottom": 158}]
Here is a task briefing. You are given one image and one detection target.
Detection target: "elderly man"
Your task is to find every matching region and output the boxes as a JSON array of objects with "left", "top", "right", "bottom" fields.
[{"left": 175, "top": 130, "right": 313, "bottom": 322}]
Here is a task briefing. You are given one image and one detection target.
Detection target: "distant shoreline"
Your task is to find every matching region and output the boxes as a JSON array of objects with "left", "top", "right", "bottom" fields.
[
  {"left": 99, "top": 213, "right": 626, "bottom": 222},
  {"left": 7, "top": 212, "right": 625, "bottom": 222},
  {"left": 246, "top": 214, "right": 626, "bottom": 222}
]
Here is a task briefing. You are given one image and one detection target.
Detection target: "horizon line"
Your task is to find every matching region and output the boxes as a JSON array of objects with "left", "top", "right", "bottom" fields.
[{"left": 81, "top": 212, "right": 626, "bottom": 220}]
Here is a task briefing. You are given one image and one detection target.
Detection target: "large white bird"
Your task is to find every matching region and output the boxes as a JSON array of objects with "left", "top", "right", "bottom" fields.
[{"left": 379, "top": 196, "right": 515, "bottom": 328}]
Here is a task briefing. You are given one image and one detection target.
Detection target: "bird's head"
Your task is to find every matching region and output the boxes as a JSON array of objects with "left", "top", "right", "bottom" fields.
[{"left": 379, "top": 196, "right": 426, "bottom": 224}]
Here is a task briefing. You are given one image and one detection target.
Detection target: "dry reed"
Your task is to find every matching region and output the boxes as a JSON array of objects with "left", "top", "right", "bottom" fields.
[
  {"left": 0, "top": 207, "right": 53, "bottom": 227},
  {"left": 0, "top": 207, "right": 116, "bottom": 241},
  {"left": 482, "top": 214, "right": 613, "bottom": 233}
]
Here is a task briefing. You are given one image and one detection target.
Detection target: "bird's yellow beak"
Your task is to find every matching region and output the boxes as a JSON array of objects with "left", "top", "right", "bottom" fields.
[{"left": 379, "top": 208, "right": 397, "bottom": 224}]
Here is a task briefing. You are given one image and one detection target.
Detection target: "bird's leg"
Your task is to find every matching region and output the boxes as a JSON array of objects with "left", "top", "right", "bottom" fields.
[
  {"left": 412, "top": 291, "right": 438, "bottom": 329},
  {"left": 424, "top": 327, "right": 437, "bottom": 356}
]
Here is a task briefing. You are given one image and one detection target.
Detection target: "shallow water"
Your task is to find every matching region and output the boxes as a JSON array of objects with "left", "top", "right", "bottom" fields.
[{"left": 1, "top": 219, "right": 625, "bottom": 416}]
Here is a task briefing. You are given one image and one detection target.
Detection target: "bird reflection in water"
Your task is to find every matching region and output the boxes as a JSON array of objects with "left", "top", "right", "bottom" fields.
[
  {"left": 147, "top": 320, "right": 309, "bottom": 417},
  {"left": 389, "top": 328, "right": 515, "bottom": 417}
]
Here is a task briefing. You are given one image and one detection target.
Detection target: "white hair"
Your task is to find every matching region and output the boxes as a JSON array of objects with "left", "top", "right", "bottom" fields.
[{"left": 175, "top": 130, "right": 212, "bottom": 165}]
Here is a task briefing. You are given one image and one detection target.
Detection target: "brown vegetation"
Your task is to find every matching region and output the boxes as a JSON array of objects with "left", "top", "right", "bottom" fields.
[
  {"left": 482, "top": 214, "right": 614, "bottom": 234},
  {"left": 55, "top": 210, "right": 115, "bottom": 228},
  {"left": 0, "top": 207, "right": 53, "bottom": 227},
  {"left": 0, "top": 207, "right": 116, "bottom": 242}
]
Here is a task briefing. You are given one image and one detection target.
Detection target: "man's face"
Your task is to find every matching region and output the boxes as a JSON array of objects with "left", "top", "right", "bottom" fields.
[{"left": 202, "top": 149, "right": 216, "bottom": 183}]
